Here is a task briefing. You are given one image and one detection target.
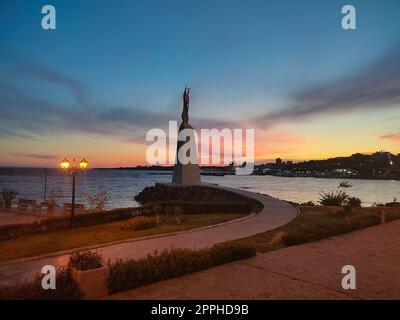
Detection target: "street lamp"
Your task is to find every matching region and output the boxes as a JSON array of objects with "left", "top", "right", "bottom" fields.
[{"left": 60, "top": 157, "right": 89, "bottom": 218}]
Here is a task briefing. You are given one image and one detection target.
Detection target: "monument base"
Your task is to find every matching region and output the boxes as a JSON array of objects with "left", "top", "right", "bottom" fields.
[
  {"left": 172, "top": 163, "right": 201, "bottom": 185},
  {"left": 172, "top": 122, "right": 201, "bottom": 185}
]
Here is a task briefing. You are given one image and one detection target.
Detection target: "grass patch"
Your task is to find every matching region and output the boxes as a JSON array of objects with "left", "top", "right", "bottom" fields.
[
  {"left": 230, "top": 206, "right": 400, "bottom": 252},
  {"left": 120, "top": 216, "right": 158, "bottom": 231},
  {"left": 0, "top": 207, "right": 136, "bottom": 241},
  {"left": 0, "top": 213, "right": 247, "bottom": 263}
]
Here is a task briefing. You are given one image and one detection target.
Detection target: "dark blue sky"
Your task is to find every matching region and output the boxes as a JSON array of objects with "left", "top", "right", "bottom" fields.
[{"left": 0, "top": 0, "right": 400, "bottom": 166}]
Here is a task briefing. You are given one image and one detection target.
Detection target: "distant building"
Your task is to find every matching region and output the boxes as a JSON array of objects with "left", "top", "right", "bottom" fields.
[
  {"left": 333, "top": 168, "right": 355, "bottom": 176},
  {"left": 372, "top": 151, "right": 391, "bottom": 160},
  {"left": 276, "top": 158, "right": 282, "bottom": 165}
]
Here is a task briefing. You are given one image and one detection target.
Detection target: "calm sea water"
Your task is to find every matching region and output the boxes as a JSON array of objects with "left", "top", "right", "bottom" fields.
[{"left": 0, "top": 168, "right": 399, "bottom": 208}]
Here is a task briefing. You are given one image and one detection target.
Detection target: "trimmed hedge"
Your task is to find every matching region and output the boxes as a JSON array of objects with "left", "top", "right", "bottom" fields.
[
  {"left": 107, "top": 243, "right": 256, "bottom": 294},
  {"left": 68, "top": 250, "right": 104, "bottom": 271},
  {"left": 0, "top": 267, "right": 83, "bottom": 300},
  {"left": 0, "top": 207, "right": 136, "bottom": 242},
  {"left": 135, "top": 184, "right": 262, "bottom": 208},
  {"left": 281, "top": 212, "right": 381, "bottom": 246}
]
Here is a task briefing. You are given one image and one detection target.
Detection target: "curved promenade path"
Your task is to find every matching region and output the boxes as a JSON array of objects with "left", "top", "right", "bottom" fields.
[{"left": 0, "top": 185, "right": 298, "bottom": 285}]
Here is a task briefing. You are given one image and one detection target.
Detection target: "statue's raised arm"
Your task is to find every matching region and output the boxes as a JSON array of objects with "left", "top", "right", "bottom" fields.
[{"left": 181, "top": 87, "right": 190, "bottom": 123}]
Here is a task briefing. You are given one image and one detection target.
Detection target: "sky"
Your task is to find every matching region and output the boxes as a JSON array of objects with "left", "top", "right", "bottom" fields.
[{"left": 0, "top": 0, "right": 400, "bottom": 167}]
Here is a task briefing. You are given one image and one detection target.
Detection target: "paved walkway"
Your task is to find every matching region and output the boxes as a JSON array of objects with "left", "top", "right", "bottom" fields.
[
  {"left": 110, "top": 220, "right": 400, "bottom": 300},
  {"left": 0, "top": 185, "right": 297, "bottom": 285}
]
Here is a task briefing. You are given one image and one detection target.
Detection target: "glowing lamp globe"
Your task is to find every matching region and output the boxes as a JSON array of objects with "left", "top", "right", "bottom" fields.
[
  {"left": 79, "top": 158, "right": 89, "bottom": 170},
  {"left": 60, "top": 158, "right": 70, "bottom": 170}
]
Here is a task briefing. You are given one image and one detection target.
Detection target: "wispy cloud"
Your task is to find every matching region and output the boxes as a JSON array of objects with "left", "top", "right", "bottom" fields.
[
  {"left": 255, "top": 46, "right": 400, "bottom": 125},
  {"left": 380, "top": 133, "right": 400, "bottom": 143},
  {"left": 15, "top": 61, "right": 92, "bottom": 109},
  {"left": 2, "top": 45, "right": 400, "bottom": 148},
  {"left": 12, "top": 153, "right": 58, "bottom": 160},
  {"left": 0, "top": 61, "right": 238, "bottom": 144}
]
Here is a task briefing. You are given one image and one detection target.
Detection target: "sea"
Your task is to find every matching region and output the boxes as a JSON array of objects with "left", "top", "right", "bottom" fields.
[{"left": 0, "top": 168, "right": 399, "bottom": 208}]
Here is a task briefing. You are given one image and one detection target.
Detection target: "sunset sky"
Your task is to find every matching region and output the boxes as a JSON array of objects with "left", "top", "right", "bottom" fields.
[{"left": 0, "top": 0, "right": 400, "bottom": 167}]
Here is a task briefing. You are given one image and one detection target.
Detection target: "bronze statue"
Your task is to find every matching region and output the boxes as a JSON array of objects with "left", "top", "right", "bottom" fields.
[
  {"left": 181, "top": 87, "right": 190, "bottom": 124},
  {"left": 173, "top": 86, "right": 201, "bottom": 184}
]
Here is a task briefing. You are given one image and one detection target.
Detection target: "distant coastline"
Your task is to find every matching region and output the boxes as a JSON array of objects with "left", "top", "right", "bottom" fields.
[
  {"left": 92, "top": 150, "right": 400, "bottom": 181},
  {"left": 92, "top": 168, "right": 400, "bottom": 181}
]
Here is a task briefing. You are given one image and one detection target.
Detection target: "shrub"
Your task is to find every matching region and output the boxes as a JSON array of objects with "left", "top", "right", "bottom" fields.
[
  {"left": 107, "top": 243, "right": 256, "bottom": 294},
  {"left": 152, "top": 204, "right": 163, "bottom": 215},
  {"left": 0, "top": 267, "right": 83, "bottom": 300},
  {"left": 318, "top": 190, "right": 348, "bottom": 206},
  {"left": 1, "top": 188, "right": 18, "bottom": 209},
  {"left": 120, "top": 216, "right": 157, "bottom": 231},
  {"left": 300, "top": 201, "right": 315, "bottom": 206},
  {"left": 47, "top": 189, "right": 62, "bottom": 210},
  {"left": 373, "top": 202, "right": 385, "bottom": 207},
  {"left": 346, "top": 197, "right": 362, "bottom": 208},
  {"left": 88, "top": 190, "right": 108, "bottom": 212},
  {"left": 373, "top": 199, "right": 400, "bottom": 207},
  {"left": 68, "top": 250, "right": 104, "bottom": 271},
  {"left": 384, "top": 198, "right": 400, "bottom": 207},
  {"left": 154, "top": 206, "right": 183, "bottom": 225}
]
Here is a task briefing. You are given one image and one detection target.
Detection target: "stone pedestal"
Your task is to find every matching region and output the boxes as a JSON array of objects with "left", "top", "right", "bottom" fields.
[
  {"left": 72, "top": 266, "right": 109, "bottom": 300},
  {"left": 172, "top": 122, "right": 201, "bottom": 185}
]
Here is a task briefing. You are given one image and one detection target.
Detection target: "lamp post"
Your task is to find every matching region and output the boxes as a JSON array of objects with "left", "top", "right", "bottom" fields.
[
  {"left": 43, "top": 168, "right": 48, "bottom": 203},
  {"left": 60, "top": 157, "right": 88, "bottom": 218}
]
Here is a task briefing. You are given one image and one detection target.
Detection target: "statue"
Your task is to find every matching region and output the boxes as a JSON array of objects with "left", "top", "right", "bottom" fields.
[
  {"left": 182, "top": 87, "right": 190, "bottom": 124},
  {"left": 172, "top": 87, "right": 201, "bottom": 185}
]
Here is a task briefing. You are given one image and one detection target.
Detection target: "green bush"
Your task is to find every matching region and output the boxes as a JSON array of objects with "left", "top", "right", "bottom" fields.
[
  {"left": 0, "top": 267, "right": 83, "bottom": 300},
  {"left": 68, "top": 250, "right": 103, "bottom": 271},
  {"left": 107, "top": 243, "right": 256, "bottom": 294},
  {"left": 346, "top": 197, "right": 362, "bottom": 208},
  {"left": 300, "top": 201, "right": 315, "bottom": 206},
  {"left": 384, "top": 198, "right": 400, "bottom": 207},
  {"left": 0, "top": 207, "right": 136, "bottom": 241},
  {"left": 318, "top": 190, "right": 348, "bottom": 206},
  {"left": 120, "top": 216, "right": 157, "bottom": 231}
]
